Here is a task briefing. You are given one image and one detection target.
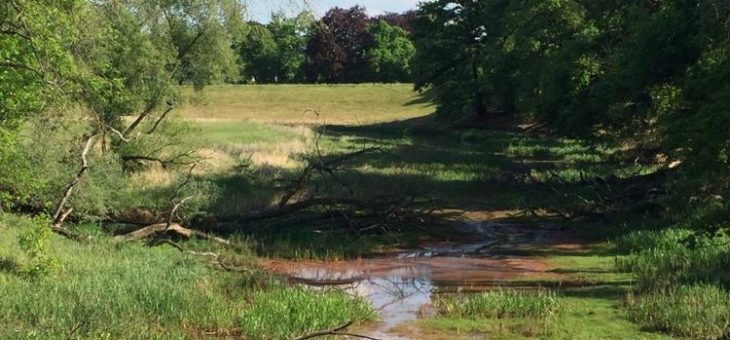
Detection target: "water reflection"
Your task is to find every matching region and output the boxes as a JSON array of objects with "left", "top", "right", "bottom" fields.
[{"left": 264, "top": 222, "right": 567, "bottom": 338}]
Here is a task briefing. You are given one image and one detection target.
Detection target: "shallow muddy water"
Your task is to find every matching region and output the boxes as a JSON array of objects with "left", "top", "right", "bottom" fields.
[{"left": 263, "top": 221, "right": 571, "bottom": 339}]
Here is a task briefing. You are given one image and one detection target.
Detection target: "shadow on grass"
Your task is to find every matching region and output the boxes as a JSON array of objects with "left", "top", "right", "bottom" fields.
[
  {"left": 0, "top": 256, "right": 20, "bottom": 274},
  {"left": 193, "top": 112, "right": 658, "bottom": 257},
  {"left": 560, "top": 284, "right": 633, "bottom": 300}
]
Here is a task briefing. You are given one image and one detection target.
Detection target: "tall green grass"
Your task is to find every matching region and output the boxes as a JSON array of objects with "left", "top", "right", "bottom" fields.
[
  {"left": 429, "top": 289, "right": 561, "bottom": 337},
  {"left": 434, "top": 289, "right": 560, "bottom": 320},
  {"left": 240, "top": 287, "right": 376, "bottom": 339},
  {"left": 625, "top": 284, "right": 730, "bottom": 339},
  {"left": 0, "top": 215, "right": 376, "bottom": 339},
  {"left": 615, "top": 229, "right": 730, "bottom": 289},
  {"left": 615, "top": 228, "right": 730, "bottom": 338}
]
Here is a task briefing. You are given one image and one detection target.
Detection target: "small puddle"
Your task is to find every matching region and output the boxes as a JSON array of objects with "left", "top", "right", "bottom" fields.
[{"left": 263, "top": 221, "right": 570, "bottom": 339}]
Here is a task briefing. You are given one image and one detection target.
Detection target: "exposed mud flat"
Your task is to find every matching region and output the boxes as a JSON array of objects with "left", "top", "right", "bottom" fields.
[{"left": 262, "top": 221, "right": 578, "bottom": 339}]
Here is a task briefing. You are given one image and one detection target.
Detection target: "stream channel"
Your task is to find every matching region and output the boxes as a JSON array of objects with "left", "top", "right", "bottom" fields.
[{"left": 263, "top": 221, "right": 570, "bottom": 339}]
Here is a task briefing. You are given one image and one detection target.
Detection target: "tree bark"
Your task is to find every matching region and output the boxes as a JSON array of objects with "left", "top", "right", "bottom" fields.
[{"left": 52, "top": 135, "right": 96, "bottom": 228}]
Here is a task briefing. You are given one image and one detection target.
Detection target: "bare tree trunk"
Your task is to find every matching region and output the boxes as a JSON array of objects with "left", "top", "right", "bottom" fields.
[{"left": 52, "top": 134, "right": 96, "bottom": 228}]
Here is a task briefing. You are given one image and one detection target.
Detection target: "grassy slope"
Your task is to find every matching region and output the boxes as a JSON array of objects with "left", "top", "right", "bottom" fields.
[{"left": 179, "top": 84, "right": 433, "bottom": 124}]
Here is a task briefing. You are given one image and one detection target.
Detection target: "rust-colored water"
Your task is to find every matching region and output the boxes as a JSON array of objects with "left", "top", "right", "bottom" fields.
[{"left": 262, "top": 221, "right": 575, "bottom": 340}]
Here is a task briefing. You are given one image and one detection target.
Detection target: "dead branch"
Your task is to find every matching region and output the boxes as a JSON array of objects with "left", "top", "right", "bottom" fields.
[
  {"left": 52, "top": 135, "right": 96, "bottom": 224},
  {"left": 121, "top": 152, "right": 197, "bottom": 168},
  {"left": 50, "top": 225, "right": 91, "bottom": 242},
  {"left": 214, "top": 257, "right": 257, "bottom": 273},
  {"left": 278, "top": 147, "right": 382, "bottom": 207},
  {"left": 292, "top": 321, "right": 380, "bottom": 340},
  {"left": 166, "top": 195, "right": 194, "bottom": 230},
  {"left": 217, "top": 197, "right": 375, "bottom": 224},
  {"left": 147, "top": 106, "right": 175, "bottom": 134},
  {"left": 112, "top": 223, "right": 231, "bottom": 247},
  {"left": 162, "top": 164, "right": 197, "bottom": 230},
  {"left": 51, "top": 135, "right": 97, "bottom": 235},
  {"left": 122, "top": 102, "right": 157, "bottom": 140},
  {"left": 107, "top": 126, "right": 130, "bottom": 143},
  {"left": 150, "top": 239, "right": 254, "bottom": 273}
]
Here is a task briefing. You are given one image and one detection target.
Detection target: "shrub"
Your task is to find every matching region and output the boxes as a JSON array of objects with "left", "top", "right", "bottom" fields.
[
  {"left": 625, "top": 284, "right": 730, "bottom": 339},
  {"left": 17, "top": 215, "right": 59, "bottom": 278}
]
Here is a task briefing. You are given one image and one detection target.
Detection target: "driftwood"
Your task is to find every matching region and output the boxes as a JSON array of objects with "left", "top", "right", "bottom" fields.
[{"left": 292, "top": 321, "right": 380, "bottom": 340}]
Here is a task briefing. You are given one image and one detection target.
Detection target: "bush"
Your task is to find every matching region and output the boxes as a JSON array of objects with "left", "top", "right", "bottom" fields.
[
  {"left": 625, "top": 284, "right": 730, "bottom": 339},
  {"left": 433, "top": 289, "right": 560, "bottom": 320},
  {"left": 17, "top": 215, "right": 59, "bottom": 278},
  {"left": 0, "top": 121, "right": 127, "bottom": 219}
]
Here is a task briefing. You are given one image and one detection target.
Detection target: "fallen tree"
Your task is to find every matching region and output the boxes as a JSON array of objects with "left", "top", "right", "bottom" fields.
[{"left": 111, "top": 223, "right": 231, "bottom": 246}]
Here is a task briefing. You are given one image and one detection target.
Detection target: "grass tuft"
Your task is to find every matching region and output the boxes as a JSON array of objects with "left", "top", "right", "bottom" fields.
[
  {"left": 434, "top": 289, "right": 560, "bottom": 320},
  {"left": 240, "top": 287, "right": 377, "bottom": 339},
  {"left": 615, "top": 229, "right": 730, "bottom": 290},
  {"left": 625, "top": 284, "right": 730, "bottom": 339}
]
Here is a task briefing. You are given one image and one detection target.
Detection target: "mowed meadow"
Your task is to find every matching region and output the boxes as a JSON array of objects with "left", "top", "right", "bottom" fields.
[{"left": 180, "top": 84, "right": 432, "bottom": 124}]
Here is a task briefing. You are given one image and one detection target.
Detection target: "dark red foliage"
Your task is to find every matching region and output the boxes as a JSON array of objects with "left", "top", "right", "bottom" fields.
[{"left": 305, "top": 6, "right": 374, "bottom": 83}]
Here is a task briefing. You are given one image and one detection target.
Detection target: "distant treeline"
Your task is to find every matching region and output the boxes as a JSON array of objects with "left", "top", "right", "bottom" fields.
[{"left": 233, "top": 7, "right": 416, "bottom": 84}]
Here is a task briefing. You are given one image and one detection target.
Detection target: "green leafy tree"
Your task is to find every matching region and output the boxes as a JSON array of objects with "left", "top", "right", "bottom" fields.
[
  {"left": 268, "top": 11, "right": 314, "bottom": 82},
  {"left": 2, "top": 0, "right": 243, "bottom": 223},
  {"left": 413, "top": 0, "right": 510, "bottom": 118},
  {"left": 367, "top": 20, "right": 415, "bottom": 83},
  {"left": 239, "top": 22, "right": 280, "bottom": 83},
  {"left": 412, "top": 0, "right": 730, "bottom": 233},
  {"left": 0, "top": 0, "right": 81, "bottom": 206},
  {"left": 166, "top": 0, "right": 244, "bottom": 88}
]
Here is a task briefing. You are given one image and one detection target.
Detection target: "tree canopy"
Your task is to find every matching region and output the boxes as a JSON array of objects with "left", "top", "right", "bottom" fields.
[
  {"left": 305, "top": 6, "right": 374, "bottom": 83},
  {"left": 412, "top": 0, "right": 730, "bottom": 234},
  {"left": 368, "top": 20, "right": 415, "bottom": 83}
]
